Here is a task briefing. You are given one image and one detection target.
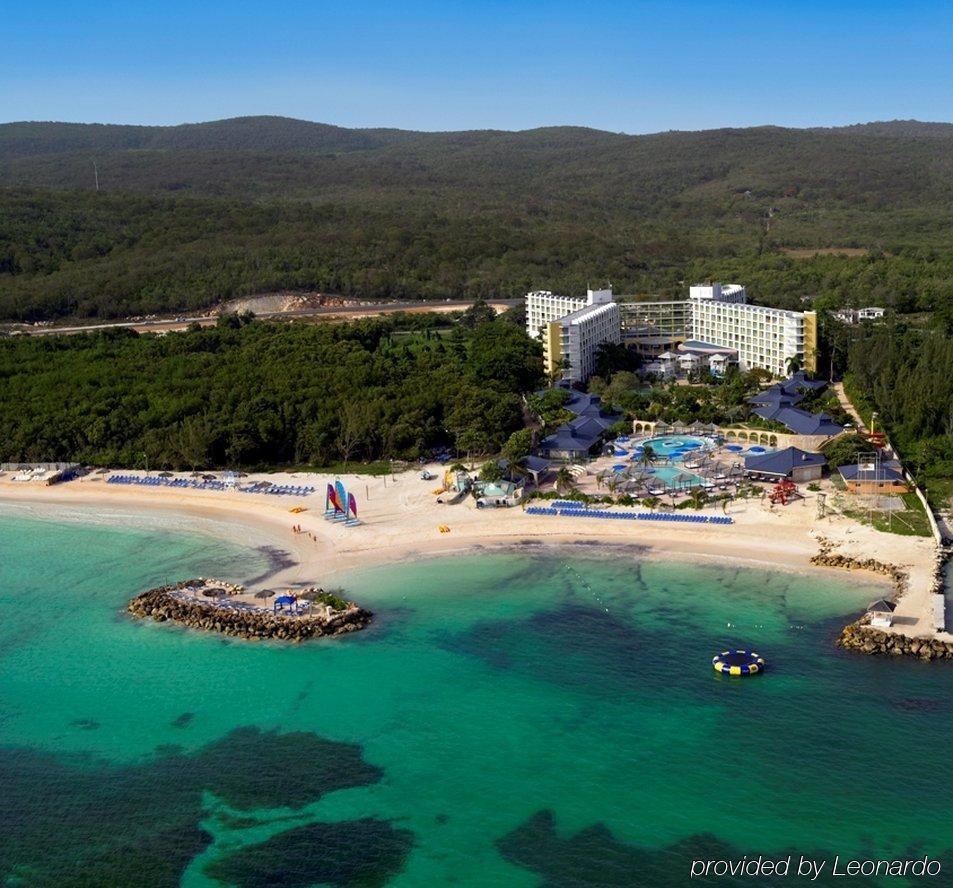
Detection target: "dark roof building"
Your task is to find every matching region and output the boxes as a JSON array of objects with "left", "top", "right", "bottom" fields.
[
  {"left": 747, "top": 373, "right": 832, "bottom": 429},
  {"left": 751, "top": 405, "right": 844, "bottom": 437},
  {"left": 838, "top": 461, "right": 908, "bottom": 493},
  {"left": 538, "top": 401, "right": 619, "bottom": 459},
  {"left": 744, "top": 446, "right": 826, "bottom": 481},
  {"left": 838, "top": 462, "right": 905, "bottom": 483}
]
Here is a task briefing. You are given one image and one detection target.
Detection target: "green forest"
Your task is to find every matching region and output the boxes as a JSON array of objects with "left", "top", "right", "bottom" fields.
[
  {"left": 0, "top": 310, "right": 542, "bottom": 469},
  {"left": 1, "top": 116, "right": 950, "bottom": 513},
  {"left": 2, "top": 117, "right": 953, "bottom": 322},
  {"left": 844, "top": 324, "right": 953, "bottom": 509}
]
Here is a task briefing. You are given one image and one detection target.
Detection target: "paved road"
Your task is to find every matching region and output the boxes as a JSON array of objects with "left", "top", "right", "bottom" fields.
[{"left": 6, "top": 299, "right": 521, "bottom": 337}]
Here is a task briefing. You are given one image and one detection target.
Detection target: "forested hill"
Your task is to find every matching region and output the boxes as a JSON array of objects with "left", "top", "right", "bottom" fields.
[{"left": 2, "top": 116, "right": 953, "bottom": 321}]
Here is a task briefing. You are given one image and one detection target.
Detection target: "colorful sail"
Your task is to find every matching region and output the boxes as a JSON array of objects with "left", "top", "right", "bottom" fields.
[
  {"left": 347, "top": 492, "right": 358, "bottom": 519},
  {"left": 335, "top": 480, "right": 348, "bottom": 515}
]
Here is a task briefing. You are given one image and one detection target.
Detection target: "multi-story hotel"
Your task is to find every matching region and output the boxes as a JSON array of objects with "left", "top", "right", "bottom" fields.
[
  {"left": 526, "top": 288, "right": 621, "bottom": 384},
  {"left": 527, "top": 282, "right": 816, "bottom": 382},
  {"left": 526, "top": 288, "right": 611, "bottom": 339},
  {"left": 689, "top": 291, "right": 817, "bottom": 377},
  {"left": 618, "top": 283, "right": 816, "bottom": 377}
]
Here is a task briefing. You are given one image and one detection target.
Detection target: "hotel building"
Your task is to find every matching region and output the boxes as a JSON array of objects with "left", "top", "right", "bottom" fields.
[
  {"left": 618, "top": 283, "right": 817, "bottom": 377},
  {"left": 526, "top": 288, "right": 621, "bottom": 384}
]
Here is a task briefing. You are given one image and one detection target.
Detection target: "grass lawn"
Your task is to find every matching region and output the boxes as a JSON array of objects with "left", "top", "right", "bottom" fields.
[{"left": 841, "top": 491, "right": 933, "bottom": 537}]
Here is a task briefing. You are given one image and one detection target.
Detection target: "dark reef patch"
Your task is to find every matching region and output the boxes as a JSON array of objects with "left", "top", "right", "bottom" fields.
[
  {"left": 444, "top": 603, "right": 667, "bottom": 698},
  {"left": 68, "top": 718, "right": 100, "bottom": 730},
  {"left": 0, "top": 726, "right": 386, "bottom": 887},
  {"left": 244, "top": 545, "right": 297, "bottom": 586},
  {"left": 171, "top": 711, "right": 195, "bottom": 728},
  {"left": 205, "top": 819, "right": 415, "bottom": 888},
  {"left": 496, "top": 811, "right": 898, "bottom": 887}
]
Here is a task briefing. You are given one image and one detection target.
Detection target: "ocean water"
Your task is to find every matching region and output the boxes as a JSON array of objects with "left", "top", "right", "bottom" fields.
[{"left": 1, "top": 507, "right": 952, "bottom": 887}]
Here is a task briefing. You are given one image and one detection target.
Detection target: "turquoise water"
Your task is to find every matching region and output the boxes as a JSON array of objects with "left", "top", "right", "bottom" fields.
[
  {"left": 645, "top": 465, "right": 706, "bottom": 486},
  {"left": 639, "top": 436, "right": 710, "bottom": 460},
  {"left": 2, "top": 506, "right": 953, "bottom": 886}
]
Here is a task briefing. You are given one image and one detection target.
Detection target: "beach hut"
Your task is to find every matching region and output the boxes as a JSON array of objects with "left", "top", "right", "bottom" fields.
[{"left": 867, "top": 598, "right": 897, "bottom": 629}]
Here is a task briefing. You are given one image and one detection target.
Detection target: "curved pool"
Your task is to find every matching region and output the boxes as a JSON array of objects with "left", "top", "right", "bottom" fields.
[{"left": 638, "top": 435, "right": 712, "bottom": 461}]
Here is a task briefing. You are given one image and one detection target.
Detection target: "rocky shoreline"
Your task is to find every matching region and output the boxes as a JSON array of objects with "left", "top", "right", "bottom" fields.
[
  {"left": 811, "top": 538, "right": 953, "bottom": 662},
  {"left": 127, "top": 579, "right": 372, "bottom": 641},
  {"left": 837, "top": 622, "right": 953, "bottom": 660}
]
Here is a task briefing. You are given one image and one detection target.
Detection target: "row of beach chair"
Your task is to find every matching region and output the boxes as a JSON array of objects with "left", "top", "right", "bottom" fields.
[
  {"left": 106, "top": 474, "right": 315, "bottom": 496},
  {"left": 525, "top": 506, "right": 732, "bottom": 525}
]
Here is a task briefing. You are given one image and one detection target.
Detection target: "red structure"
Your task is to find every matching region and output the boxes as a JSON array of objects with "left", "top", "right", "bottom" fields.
[{"left": 768, "top": 479, "right": 798, "bottom": 505}]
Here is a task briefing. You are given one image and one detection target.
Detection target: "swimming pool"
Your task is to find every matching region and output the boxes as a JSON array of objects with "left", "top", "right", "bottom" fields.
[
  {"left": 643, "top": 466, "right": 706, "bottom": 488},
  {"left": 638, "top": 435, "right": 712, "bottom": 462}
]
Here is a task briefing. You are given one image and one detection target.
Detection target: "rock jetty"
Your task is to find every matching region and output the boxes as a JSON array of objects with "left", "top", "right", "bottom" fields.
[
  {"left": 810, "top": 539, "right": 909, "bottom": 597},
  {"left": 837, "top": 623, "right": 953, "bottom": 660},
  {"left": 127, "top": 579, "right": 372, "bottom": 641},
  {"left": 813, "top": 538, "right": 953, "bottom": 662}
]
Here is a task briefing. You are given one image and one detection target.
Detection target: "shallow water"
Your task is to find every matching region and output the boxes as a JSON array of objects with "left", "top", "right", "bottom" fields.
[{"left": 1, "top": 507, "right": 952, "bottom": 886}]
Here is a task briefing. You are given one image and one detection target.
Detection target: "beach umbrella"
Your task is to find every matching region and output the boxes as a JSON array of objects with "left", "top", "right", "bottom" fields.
[
  {"left": 158, "top": 471, "right": 174, "bottom": 477},
  {"left": 254, "top": 589, "right": 275, "bottom": 599},
  {"left": 202, "top": 473, "right": 216, "bottom": 480}
]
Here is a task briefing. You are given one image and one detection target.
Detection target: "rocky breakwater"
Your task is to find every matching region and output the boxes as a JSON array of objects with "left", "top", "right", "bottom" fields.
[
  {"left": 810, "top": 538, "right": 909, "bottom": 596},
  {"left": 127, "top": 578, "right": 372, "bottom": 641},
  {"left": 811, "top": 539, "right": 953, "bottom": 661},
  {"left": 837, "top": 623, "right": 953, "bottom": 660}
]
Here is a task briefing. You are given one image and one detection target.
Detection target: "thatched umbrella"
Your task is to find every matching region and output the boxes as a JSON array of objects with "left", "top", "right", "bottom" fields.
[
  {"left": 254, "top": 589, "right": 275, "bottom": 600},
  {"left": 202, "top": 473, "right": 216, "bottom": 481},
  {"left": 159, "top": 471, "right": 174, "bottom": 477}
]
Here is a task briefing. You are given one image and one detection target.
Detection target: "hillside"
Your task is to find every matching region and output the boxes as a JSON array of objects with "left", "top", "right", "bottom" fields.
[{"left": 2, "top": 117, "right": 953, "bottom": 320}]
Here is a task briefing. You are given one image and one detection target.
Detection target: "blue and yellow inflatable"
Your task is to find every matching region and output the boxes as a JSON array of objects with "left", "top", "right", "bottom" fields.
[{"left": 712, "top": 649, "right": 765, "bottom": 676}]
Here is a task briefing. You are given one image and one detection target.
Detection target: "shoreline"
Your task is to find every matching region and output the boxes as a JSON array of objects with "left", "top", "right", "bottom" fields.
[{"left": 0, "top": 467, "right": 943, "bottom": 645}]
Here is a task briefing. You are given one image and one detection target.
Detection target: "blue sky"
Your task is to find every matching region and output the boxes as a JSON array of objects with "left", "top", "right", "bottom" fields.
[{"left": 4, "top": 0, "right": 952, "bottom": 132}]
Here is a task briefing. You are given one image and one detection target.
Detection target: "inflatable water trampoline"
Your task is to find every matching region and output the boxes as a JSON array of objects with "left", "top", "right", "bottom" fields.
[{"left": 712, "top": 649, "right": 765, "bottom": 676}]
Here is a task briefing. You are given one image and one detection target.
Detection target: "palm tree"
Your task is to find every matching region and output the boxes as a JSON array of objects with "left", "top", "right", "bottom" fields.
[
  {"left": 638, "top": 444, "right": 656, "bottom": 471},
  {"left": 785, "top": 355, "right": 802, "bottom": 376},
  {"left": 554, "top": 467, "right": 575, "bottom": 494}
]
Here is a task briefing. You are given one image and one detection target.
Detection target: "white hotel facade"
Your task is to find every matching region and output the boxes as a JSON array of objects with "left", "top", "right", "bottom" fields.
[
  {"left": 688, "top": 283, "right": 817, "bottom": 377},
  {"left": 528, "top": 282, "right": 817, "bottom": 383},
  {"left": 525, "top": 288, "right": 621, "bottom": 384}
]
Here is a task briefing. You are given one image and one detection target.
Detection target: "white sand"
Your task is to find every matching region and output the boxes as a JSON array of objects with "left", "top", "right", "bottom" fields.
[{"left": 0, "top": 465, "right": 943, "bottom": 639}]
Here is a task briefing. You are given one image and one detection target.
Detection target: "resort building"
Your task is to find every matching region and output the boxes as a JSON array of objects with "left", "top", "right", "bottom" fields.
[
  {"left": 525, "top": 287, "right": 613, "bottom": 339},
  {"left": 838, "top": 461, "right": 909, "bottom": 494},
  {"left": 619, "top": 283, "right": 818, "bottom": 378},
  {"left": 618, "top": 299, "right": 692, "bottom": 359},
  {"left": 537, "top": 387, "right": 620, "bottom": 460},
  {"left": 690, "top": 288, "right": 818, "bottom": 378},
  {"left": 747, "top": 372, "right": 844, "bottom": 437},
  {"left": 689, "top": 282, "right": 747, "bottom": 303},
  {"left": 744, "top": 446, "right": 826, "bottom": 483},
  {"left": 833, "top": 306, "right": 886, "bottom": 325},
  {"left": 530, "top": 289, "right": 621, "bottom": 384}
]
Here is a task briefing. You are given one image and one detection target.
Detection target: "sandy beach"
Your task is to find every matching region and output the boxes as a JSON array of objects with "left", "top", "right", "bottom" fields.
[{"left": 0, "top": 464, "right": 944, "bottom": 641}]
